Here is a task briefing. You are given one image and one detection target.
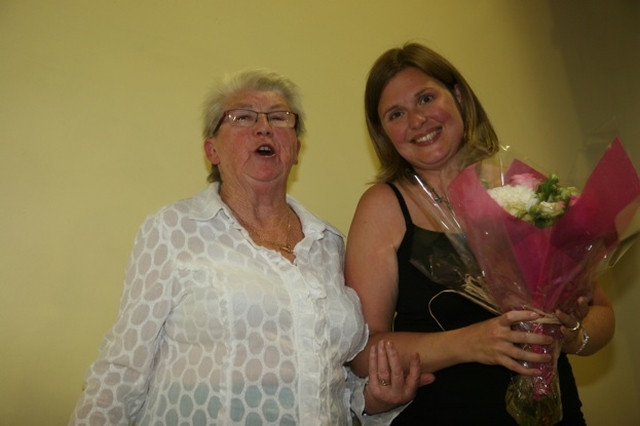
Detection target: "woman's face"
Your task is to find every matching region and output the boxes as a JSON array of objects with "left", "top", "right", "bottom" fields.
[
  {"left": 204, "top": 90, "right": 300, "bottom": 188},
  {"left": 378, "top": 67, "right": 464, "bottom": 175}
]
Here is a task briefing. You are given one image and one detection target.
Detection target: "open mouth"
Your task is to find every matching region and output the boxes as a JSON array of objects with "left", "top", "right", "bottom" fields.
[{"left": 256, "top": 145, "right": 275, "bottom": 156}]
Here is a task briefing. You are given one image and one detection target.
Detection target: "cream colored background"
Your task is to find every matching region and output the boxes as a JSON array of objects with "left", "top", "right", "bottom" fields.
[{"left": 1, "top": 0, "right": 638, "bottom": 424}]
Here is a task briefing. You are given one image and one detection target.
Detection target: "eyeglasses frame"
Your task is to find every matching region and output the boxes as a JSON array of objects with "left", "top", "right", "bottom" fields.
[{"left": 212, "top": 109, "right": 298, "bottom": 135}]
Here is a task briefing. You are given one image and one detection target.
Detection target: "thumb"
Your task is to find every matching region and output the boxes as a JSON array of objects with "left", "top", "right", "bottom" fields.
[{"left": 419, "top": 373, "right": 436, "bottom": 387}]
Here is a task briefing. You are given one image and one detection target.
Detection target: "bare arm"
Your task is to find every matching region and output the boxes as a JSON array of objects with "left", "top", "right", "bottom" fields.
[
  {"left": 556, "top": 281, "right": 615, "bottom": 356},
  {"left": 346, "top": 184, "right": 553, "bottom": 379}
]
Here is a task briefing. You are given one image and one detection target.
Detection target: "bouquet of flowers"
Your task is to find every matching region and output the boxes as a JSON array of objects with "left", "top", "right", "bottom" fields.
[{"left": 409, "top": 138, "right": 640, "bottom": 425}]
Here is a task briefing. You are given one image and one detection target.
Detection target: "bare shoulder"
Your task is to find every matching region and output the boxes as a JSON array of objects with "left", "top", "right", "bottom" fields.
[
  {"left": 348, "top": 182, "right": 406, "bottom": 249},
  {"left": 355, "top": 183, "right": 401, "bottom": 217},
  {"left": 351, "top": 183, "right": 405, "bottom": 228}
]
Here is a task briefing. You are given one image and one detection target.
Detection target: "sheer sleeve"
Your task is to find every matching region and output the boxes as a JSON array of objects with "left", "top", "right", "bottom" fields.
[{"left": 69, "top": 212, "right": 177, "bottom": 425}]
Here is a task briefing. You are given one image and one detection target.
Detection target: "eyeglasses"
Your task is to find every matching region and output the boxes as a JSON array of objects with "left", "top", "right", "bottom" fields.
[{"left": 214, "top": 109, "right": 298, "bottom": 133}]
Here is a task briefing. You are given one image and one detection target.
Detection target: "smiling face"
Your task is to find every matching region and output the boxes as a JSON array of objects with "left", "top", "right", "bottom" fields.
[
  {"left": 204, "top": 90, "right": 300, "bottom": 190},
  {"left": 378, "top": 67, "right": 464, "bottom": 176}
]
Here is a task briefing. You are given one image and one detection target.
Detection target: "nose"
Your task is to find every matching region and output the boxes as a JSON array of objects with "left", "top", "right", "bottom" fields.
[
  {"left": 408, "top": 111, "right": 427, "bottom": 128},
  {"left": 253, "top": 113, "right": 273, "bottom": 135}
]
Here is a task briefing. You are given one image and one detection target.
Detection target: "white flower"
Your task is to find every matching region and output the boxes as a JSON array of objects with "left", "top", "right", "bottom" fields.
[
  {"left": 487, "top": 185, "right": 538, "bottom": 218},
  {"left": 485, "top": 173, "right": 579, "bottom": 227}
]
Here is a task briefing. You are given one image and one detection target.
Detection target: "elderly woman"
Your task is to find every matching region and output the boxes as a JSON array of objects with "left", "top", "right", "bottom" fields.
[{"left": 69, "top": 69, "right": 426, "bottom": 426}]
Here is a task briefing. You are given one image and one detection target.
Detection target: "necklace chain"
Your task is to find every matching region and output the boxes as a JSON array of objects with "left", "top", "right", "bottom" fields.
[
  {"left": 428, "top": 185, "right": 448, "bottom": 204},
  {"left": 413, "top": 173, "right": 453, "bottom": 211},
  {"left": 236, "top": 208, "right": 294, "bottom": 254}
]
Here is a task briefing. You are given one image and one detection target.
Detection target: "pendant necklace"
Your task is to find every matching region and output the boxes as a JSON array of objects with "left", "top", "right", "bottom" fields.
[
  {"left": 429, "top": 184, "right": 447, "bottom": 204},
  {"left": 413, "top": 174, "right": 450, "bottom": 207},
  {"left": 237, "top": 208, "right": 294, "bottom": 254}
]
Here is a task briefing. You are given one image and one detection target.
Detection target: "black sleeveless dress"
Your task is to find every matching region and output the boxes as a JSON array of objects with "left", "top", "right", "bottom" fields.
[{"left": 387, "top": 183, "right": 586, "bottom": 425}]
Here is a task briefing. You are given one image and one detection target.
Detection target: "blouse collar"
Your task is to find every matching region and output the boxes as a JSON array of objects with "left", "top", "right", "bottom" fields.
[{"left": 188, "top": 182, "right": 343, "bottom": 239}]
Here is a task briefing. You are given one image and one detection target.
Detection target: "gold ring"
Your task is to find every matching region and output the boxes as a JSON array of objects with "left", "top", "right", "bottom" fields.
[
  {"left": 568, "top": 321, "right": 581, "bottom": 332},
  {"left": 379, "top": 379, "right": 390, "bottom": 386}
]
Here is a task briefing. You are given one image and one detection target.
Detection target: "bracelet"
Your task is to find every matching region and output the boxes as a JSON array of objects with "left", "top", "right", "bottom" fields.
[{"left": 574, "top": 326, "right": 590, "bottom": 355}]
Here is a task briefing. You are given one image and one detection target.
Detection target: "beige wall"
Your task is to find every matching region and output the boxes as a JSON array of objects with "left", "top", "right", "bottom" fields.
[{"left": 1, "top": 0, "right": 637, "bottom": 424}]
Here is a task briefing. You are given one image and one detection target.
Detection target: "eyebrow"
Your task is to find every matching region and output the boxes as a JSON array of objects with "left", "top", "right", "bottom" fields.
[
  {"left": 228, "top": 102, "right": 290, "bottom": 111},
  {"left": 380, "top": 89, "right": 427, "bottom": 118},
  {"left": 381, "top": 84, "right": 434, "bottom": 117}
]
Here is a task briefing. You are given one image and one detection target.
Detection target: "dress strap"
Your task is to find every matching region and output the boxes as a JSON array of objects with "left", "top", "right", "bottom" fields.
[{"left": 386, "top": 183, "right": 413, "bottom": 229}]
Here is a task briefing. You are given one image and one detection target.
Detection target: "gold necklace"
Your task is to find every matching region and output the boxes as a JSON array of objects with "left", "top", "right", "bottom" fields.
[{"left": 237, "top": 208, "right": 294, "bottom": 254}]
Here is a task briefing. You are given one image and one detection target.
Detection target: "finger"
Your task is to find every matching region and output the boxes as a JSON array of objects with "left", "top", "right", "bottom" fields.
[
  {"left": 516, "top": 344, "right": 553, "bottom": 362},
  {"left": 376, "top": 340, "right": 391, "bottom": 383},
  {"left": 419, "top": 372, "right": 436, "bottom": 386},
  {"left": 513, "top": 329, "right": 554, "bottom": 346},
  {"left": 502, "top": 356, "right": 543, "bottom": 376},
  {"left": 555, "top": 312, "right": 571, "bottom": 329},
  {"left": 384, "top": 341, "right": 406, "bottom": 388},
  {"left": 368, "top": 343, "right": 379, "bottom": 386},
  {"left": 503, "top": 310, "right": 542, "bottom": 325},
  {"left": 502, "top": 344, "right": 553, "bottom": 376},
  {"left": 576, "top": 299, "right": 590, "bottom": 320},
  {"left": 554, "top": 309, "right": 581, "bottom": 339},
  {"left": 405, "top": 351, "right": 422, "bottom": 388},
  {"left": 577, "top": 296, "right": 589, "bottom": 309}
]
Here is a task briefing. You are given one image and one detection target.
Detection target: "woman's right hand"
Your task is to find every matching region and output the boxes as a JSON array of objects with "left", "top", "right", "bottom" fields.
[{"left": 463, "top": 310, "right": 554, "bottom": 376}]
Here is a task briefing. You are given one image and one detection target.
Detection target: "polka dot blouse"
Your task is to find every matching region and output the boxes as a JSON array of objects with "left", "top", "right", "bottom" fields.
[{"left": 69, "top": 184, "right": 397, "bottom": 426}]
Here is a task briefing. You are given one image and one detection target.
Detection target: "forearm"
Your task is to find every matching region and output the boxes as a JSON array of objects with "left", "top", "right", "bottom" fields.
[
  {"left": 350, "top": 329, "right": 469, "bottom": 377},
  {"left": 565, "top": 304, "right": 615, "bottom": 356},
  {"left": 353, "top": 310, "right": 556, "bottom": 380}
]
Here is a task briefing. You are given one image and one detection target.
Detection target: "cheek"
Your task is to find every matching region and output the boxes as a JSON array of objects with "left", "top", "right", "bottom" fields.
[
  {"left": 436, "top": 100, "right": 464, "bottom": 128},
  {"left": 450, "top": 114, "right": 465, "bottom": 144},
  {"left": 382, "top": 123, "right": 404, "bottom": 146}
]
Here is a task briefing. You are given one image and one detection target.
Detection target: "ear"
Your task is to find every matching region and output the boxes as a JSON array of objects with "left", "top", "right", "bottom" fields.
[
  {"left": 204, "top": 138, "right": 220, "bottom": 165},
  {"left": 453, "top": 84, "right": 464, "bottom": 107},
  {"left": 293, "top": 139, "right": 301, "bottom": 165}
]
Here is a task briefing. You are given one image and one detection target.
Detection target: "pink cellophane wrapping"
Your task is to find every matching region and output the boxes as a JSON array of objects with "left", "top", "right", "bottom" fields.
[
  {"left": 447, "top": 138, "right": 640, "bottom": 315},
  {"left": 443, "top": 138, "right": 640, "bottom": 425}
]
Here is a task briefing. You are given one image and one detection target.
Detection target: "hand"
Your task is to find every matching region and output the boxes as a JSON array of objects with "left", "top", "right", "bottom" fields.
[
  {"left": 556, "top": 296, "right": 589, "bottom": 350},
  {"left": 465, "top": 310, "right": 554, "bottom": 376},
  {"left": 363, "top": 340, "right": 435, "bottom": 415}
]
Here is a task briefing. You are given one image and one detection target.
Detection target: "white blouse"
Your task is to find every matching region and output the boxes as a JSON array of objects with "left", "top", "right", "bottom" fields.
[{"left": 69, "top": 184, "right": 397, "bottom": 426}]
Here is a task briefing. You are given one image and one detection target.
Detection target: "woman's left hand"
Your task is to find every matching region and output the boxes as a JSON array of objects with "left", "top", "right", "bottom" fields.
[
  {"left": 556, "top": 296, "right": 589, "bottom": 349},
  {"left": 363, "top": 340, "right": 435, "bottom": 415}
]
